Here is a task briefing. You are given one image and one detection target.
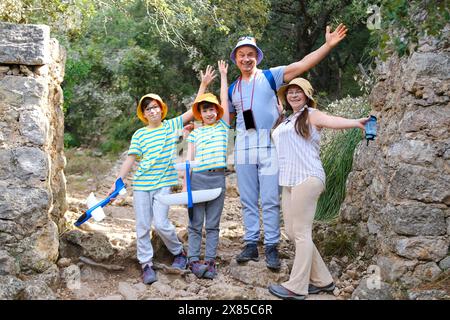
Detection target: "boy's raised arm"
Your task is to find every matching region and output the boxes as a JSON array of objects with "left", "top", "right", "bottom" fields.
[
  {"left": 218, "top": 60, "right": 230, "bottom": 125},
  {"left": 182, "top": 65, "right": 217, "bottom": 124}
]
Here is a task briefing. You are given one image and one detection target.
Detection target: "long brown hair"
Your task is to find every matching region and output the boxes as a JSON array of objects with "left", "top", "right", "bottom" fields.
[{"left": 272, "top": 98, "right": 313, "bottom": 139}]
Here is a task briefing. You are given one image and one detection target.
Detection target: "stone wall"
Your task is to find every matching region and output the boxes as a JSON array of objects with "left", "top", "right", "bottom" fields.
[
  {"left": 0, "top": 22, "right": 67, "bottom": 281},
  {"left": 340, "top": 26, "right": 450, "bottom": 288}
]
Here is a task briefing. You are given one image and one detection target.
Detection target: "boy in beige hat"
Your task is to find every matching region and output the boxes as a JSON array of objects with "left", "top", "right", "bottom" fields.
[
  {"left": 108, "top": 67, "right": 216, "bottom": 284},
  {"left": 183, "top": 60, "right": 230, "bottom": 279}
]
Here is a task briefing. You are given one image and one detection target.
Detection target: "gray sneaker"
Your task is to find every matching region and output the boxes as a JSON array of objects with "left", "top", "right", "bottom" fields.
[{"left": 142, "top": 265, "right": 157, "bottom": 284}]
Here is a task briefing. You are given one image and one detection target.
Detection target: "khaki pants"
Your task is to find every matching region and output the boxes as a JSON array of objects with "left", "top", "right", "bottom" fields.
[{"left": 281, "top": 177, "right": 333, "bottom": 295}]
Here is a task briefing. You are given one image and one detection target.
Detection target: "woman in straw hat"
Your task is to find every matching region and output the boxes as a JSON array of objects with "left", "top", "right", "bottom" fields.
[
  {"left": 183, "top": 60, "right": 230, "bottom": 279},
  {"left": 268, "top": 77, "right": 369, "bottom": 300}
]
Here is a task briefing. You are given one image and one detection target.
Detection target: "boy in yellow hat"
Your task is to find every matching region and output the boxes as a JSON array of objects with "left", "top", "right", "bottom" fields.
[
  {"left": 108, "top": 66, "right": 216, "bottom": 284},
  {"left": 183, "top": 60, "right": 230, "bottom": 279}
]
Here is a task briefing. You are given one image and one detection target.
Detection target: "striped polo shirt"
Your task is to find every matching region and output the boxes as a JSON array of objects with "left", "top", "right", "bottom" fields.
[
  {"left": 128, "top": 116, "right": 183, "bottom": 191},
  {"left": 186, "top": 119, "right": 230, "bottom": 172},
  {"left": 272, "top": 108, "right": 326, "bottom": 186}
]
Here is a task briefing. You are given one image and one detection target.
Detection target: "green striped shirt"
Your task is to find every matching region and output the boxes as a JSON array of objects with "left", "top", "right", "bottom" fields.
[
  {"left": 128, "top": 116, "right": 183, "bottom": 191},
  {"left": 187, "top": 119, "right": 230, "bottom": 172}
]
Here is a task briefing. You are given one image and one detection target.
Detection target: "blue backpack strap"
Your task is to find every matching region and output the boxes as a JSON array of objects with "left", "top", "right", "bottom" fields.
[
  {"left": 262, "top": 69, "right": 277, "bottom": 92},
  {"left": 229, "top": 71, "right": 277, "bottom": 103},
  {"left": 263, "top": 69, "right": 281, "bottom": 107},
  {"left": 228, "top": 79, "right": 238, "bottom": 103}
]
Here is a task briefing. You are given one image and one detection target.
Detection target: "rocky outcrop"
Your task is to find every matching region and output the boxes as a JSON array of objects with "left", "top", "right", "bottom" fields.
[
  {"left": 340, "top": 25, "right": 450, "bottom": 291},
  {"left": 0, "top": 22, "right": 66, "bottom": 296}
]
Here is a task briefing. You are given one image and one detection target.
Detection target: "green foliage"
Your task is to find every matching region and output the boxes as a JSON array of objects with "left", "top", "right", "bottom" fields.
[
  {"left": 3, "top": 0, "right": 376, "bottom": 151},
  {"left": 321, "top": 228, "right": 359, "bottom": 258},
  {"left": 100, "top": 115, "right": 141, "bottom": 153},
  {"left": 64, "top": 132, "right": 80, "bottom": 148},
  {"left": 316, "top": 129, "right": 363, "bottom": 221},
  {"left": 258, "top": 0, "right": 371, "bottom": 98},
  {"left": 370, "top": 0, "right": 450, "bottom": 60},
  {"left": 0, "top": 0, "right": 96, "bottom": 37},
  {"left": 315, "top": 96, "right": 371, "bottom": 221}
]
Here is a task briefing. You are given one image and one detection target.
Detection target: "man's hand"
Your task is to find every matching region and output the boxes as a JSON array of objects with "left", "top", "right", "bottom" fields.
[
  {"left": 183, "top": 122, "right": 194, "bottom": 139},
  {"left": 325, "top": 23, "right": 348, "bottom": 48}
]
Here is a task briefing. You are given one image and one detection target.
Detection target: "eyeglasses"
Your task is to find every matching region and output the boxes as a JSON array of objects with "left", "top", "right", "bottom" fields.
[
  {"left": 286, "top": 89, "right": 304, "bottom": 96},
  {"left": 144, "top": 104, "right": 160, "bottom": 112},
  {"left": 238, "top": 36, "right": 256, "bottom": 43}
]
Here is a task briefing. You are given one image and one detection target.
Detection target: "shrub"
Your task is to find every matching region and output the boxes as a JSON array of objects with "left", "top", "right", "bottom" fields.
[{"left": 315, "top": 96, "right": 371, "bottom": 221}]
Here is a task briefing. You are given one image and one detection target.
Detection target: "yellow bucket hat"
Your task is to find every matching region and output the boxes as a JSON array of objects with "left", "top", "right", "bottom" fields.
[
  {"left": 136, "top": 93, "right": 168, "bottom": 124},
  {"left": 277, "top": 78, "right": 317, "bottom": 108},
  {"left": 192, "top": 93, "right": 224, "bottom": 122}
]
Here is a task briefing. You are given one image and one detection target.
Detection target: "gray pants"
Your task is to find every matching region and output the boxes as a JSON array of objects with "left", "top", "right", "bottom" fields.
[
  {"left": 188, "top": 170, "right": 226, "bottom": 262},
  {"left": 133, "top": 187, "right": 184, "bottom": 266}
]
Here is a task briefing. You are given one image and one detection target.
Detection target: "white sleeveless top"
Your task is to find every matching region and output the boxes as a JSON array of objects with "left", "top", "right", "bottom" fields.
[{"left": 272, "top": 107, "right": 325, "bottom": 187}]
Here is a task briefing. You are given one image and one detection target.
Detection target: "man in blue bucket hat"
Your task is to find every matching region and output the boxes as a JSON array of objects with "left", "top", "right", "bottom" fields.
[{"left": 229, "top": 25, "right": 348, "bottom": 270}]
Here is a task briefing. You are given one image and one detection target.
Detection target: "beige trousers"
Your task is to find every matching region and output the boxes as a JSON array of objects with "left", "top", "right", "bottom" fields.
[{"left": 281, "top": 177, "right": 334, "bottom": 295}]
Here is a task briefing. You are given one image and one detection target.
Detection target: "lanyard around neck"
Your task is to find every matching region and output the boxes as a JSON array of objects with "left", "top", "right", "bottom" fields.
[{"left": 238, "top": 71, "right": 257, "bottom": 111}]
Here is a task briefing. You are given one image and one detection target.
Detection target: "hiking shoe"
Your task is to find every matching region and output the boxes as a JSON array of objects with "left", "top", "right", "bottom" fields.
[
  {"left": 142, "top": 264, "right": 157, "bottom": 284},
  {"left": 203, "top": 260, "right": 217, "bottom": 280},
  {"left": 236, "top": 243, "right": 259, "bottom": 263},
  {"left": 172, "top": 250, "right": 188, "bottom": 269},
  {"left": 265, "top": 244, "right": 281, "bottom": 270},
  {"left": 189, "top": 261, "right": 208, "bottom": 278},
  {"left": 268, "top": 284, "right": 305, "bottom": 300},
  {"left": 308, "top": 282, "right": 336, "bottom": 294}
]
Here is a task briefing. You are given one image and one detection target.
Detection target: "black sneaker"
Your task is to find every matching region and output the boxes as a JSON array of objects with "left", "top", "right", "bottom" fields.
[
  {"left": 308, "top": 282, "right": 336, "bottom": 294},
  {"left": 236, "top": 243, "right": 259, "bottom": 263},
  {"left": 265, "top": 244, "right": 281, "bottom": 270}
]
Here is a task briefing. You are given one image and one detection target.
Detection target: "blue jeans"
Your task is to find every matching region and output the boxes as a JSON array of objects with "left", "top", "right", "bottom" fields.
[{"left": 235, "top": 147, "right": 280, "bottom": 245}]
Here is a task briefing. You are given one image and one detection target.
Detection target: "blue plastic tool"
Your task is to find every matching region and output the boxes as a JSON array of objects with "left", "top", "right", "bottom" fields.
[
  {"left": 185, "top": 161, "right": 194, "bottom": 221},
  {"left": 74, "top": 177, "right": 126, "bottom": 227}
]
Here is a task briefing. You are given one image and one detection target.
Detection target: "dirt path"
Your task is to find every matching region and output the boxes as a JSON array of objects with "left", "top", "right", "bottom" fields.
[{"left": 58, "top": 150, "right": 337, "bottom": 300}]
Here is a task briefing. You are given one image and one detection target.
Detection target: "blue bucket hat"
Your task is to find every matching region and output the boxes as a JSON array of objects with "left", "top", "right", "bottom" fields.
[{"left": 230, "top": 36, "right": 264, "bottom": 65}]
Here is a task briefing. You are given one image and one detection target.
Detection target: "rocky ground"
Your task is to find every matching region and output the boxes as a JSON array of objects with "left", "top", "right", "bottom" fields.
[
  {"left": 54, "top": 149, "right": 449, "bottom": 301},
  {"left": 56, "top": 150, "right": 344, "bottom": 300}
]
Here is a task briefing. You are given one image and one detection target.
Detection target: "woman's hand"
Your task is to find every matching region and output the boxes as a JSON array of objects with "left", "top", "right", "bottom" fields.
[
  {"left": 325, "top": 23, "right": 348, "bottom": 48},
  {"left": 356, "top": 116, "right": 370, "bottom": 130},
  {"left": 200, "top": 65, "right": 217, "bottom": 87}
]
